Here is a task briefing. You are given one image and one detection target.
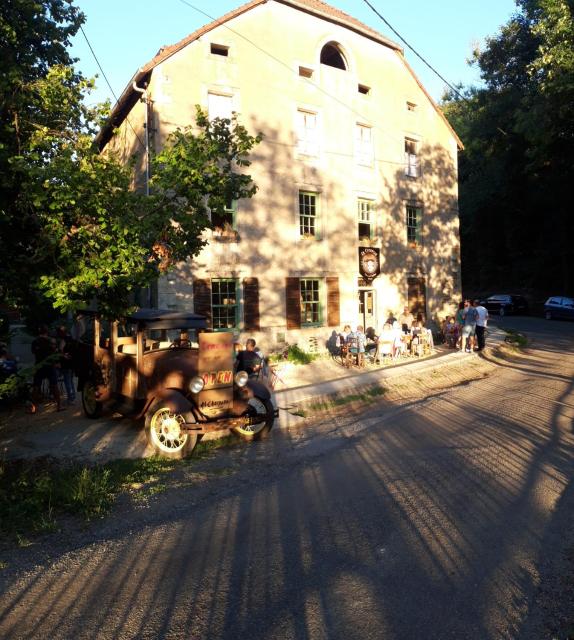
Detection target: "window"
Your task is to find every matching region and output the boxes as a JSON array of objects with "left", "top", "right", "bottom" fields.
[
  {"left": 407, "top": 101, "right": 417, "bottom": 112},
  {"left": 300, "top": 279, "right": 321, "bottom": 326},
  {"left": 358, "top": 84, "right": 371, "bottom": 95},
  {"left": 320, "top": 43, "right": 347, "bottom": 70},
  {"left": 358, "top": 199, "right": 374, "bottom": 241},
  {"left": 211, "top": 279, "right": 238, "bottom": 329},
  {"left": 210, "top": 43, "right": 229, "bottom": 57},
  {"left": 406, "top": 204, "right": 422, "bottom": 246},
  {"left": 404, "top": 137, "right": 419, "bottom": 177},
  {"left": 299, "top": 191, "right": 318, "bottom": 237},
  {"left": 296, "top": 109, "right": 318, "bottom": 156},
  {"left": 208, "top": 92, "right": 233, "bottom": 120},
  {"left": 212, "top": 199, "right": 237, "bottom": 233},
  {"left": 299, "top": 66, "right": 313, "bottom": 78},
  {"left": 356, "top": 124, "right": 373, "bottom": 165}
]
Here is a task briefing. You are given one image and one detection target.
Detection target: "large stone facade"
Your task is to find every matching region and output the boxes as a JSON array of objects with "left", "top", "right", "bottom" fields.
[{"left": 101, "top": 0, "right": 462, "bottom": 352}]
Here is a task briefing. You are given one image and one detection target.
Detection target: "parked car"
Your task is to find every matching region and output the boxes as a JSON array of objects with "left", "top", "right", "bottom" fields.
[
  {"left": 479, "top": 294, "right": 530, "bottom": 316},
  {"left": 75, "top": 309, "right": 277, "bottom": 458},
  {"left": 543, "top": 296, "right": 574, "bottom": 320}
]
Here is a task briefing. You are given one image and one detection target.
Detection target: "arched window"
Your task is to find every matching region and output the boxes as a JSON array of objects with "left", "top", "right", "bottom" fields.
[{"left": 320, "top": 42, "right": 347, "bottom": 70}]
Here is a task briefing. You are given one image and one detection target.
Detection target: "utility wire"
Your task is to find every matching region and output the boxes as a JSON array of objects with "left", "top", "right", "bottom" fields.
[
  {"left": 79, "top": 25, "right": 147, "bottom": 151},
  {"left": 360, "top": 0, "right": 464, "bottom": 101},
  {"left": 174, "top": 0, "right": 413, "bottom": 150}
]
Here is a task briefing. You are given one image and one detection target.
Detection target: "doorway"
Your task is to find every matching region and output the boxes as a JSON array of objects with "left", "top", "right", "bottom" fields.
[
  {"left": 358, "top": 289, "right": 376, "bottom": 330},
  {"left": 407, "top": 276, "right": 427, "bottom": 318}
]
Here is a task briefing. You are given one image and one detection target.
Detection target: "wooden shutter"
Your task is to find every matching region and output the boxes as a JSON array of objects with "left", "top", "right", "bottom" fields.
[
  {"left": 193, "top": 279, "right": 212, "bottom": 326},
  {"left": 407, "top": 277, "right": 427, "bottom": 318},
  {"left": 286, "top": 277, "right": 301, "bottom": 329},
  {"left": 243, "top": 277, "right": 260, "bottom": 331},
  {"left": 326, "top": 277, "right": 340, "bottom": 327}
]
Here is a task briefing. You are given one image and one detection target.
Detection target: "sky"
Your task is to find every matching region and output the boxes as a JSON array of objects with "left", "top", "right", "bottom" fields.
[{"left": 70, "top": 0, "right": 518, "bottom": 108}]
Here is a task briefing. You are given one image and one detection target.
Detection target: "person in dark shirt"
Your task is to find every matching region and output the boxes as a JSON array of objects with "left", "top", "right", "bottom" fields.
[
  {"left": 31, "top": 325, "right": 63, "bottom": 411},
  {"left": 235, "top": 338, "right": 262, "bottom": 378}
]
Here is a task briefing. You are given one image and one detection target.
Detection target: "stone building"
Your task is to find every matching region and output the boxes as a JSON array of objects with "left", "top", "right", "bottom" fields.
[{"left": 98, "top": 0, "right": 462, "bottom": 351}]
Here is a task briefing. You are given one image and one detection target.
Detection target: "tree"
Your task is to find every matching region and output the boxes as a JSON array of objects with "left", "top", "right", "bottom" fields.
[
  {"left": 0, "top": 2, "right": 261, "bottom": 319},
  {"left": 0, "top": 0, "right": 86, "bottom": 311},
  {"left": 442, "top": 0, "right": 574, "bottom": 295}
]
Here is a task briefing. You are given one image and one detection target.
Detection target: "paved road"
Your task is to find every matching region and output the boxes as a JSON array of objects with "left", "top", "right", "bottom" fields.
[{"left": 1, "top": 317, "right": 573, "bottom": 639}]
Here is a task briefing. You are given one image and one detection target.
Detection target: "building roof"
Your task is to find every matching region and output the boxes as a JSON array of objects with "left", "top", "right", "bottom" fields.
[{"left": 98, "top": 0, "right": 462, "bottom": 149}]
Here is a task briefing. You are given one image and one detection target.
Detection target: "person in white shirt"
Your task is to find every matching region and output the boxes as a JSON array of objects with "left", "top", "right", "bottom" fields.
[{"left": 473, "top": 299, "right": 489, "bottom": 351}]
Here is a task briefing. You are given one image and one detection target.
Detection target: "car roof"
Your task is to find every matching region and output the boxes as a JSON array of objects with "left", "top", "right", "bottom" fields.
[{"left": 80, "top": 308, "right": 208, "bottom": 330}]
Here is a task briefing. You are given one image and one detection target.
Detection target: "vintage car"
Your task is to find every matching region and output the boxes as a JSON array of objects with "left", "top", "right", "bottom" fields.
[{"left": 75, "top": 309, "right": 276, "bottom": 458}]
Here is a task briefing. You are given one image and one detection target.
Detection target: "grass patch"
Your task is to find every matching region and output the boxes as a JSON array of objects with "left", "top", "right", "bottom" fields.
[
  {"left": 0, "top": 456, "right": 177, "bottom": 544},
  {"left": 300, "top": 385, "right": 386, "bottom": 415},
  {"left": 269, "top": 344, "right": 319, "bottom": 365},
  {"left": 502, "top": 328, "right": 528, "bottom": 348},
  {"left": 0, "top": 434, "right": 243, "bottom": 544}
]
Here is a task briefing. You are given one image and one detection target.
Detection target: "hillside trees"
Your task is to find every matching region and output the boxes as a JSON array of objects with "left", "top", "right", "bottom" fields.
[
  {"left": 442, "top": 0, "right": 574, "bottom": 295},
  {"left": 0, "top": 1, "right": 261, "bottom": 319}
]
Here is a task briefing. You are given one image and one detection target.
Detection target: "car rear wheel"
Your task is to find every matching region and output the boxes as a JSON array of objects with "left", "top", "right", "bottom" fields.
[
  {"left": 82, "top": 379, "right": 103, "bottom": 418},
  {"left": 145, "top": 404, "right": 197, "bottom": 459},
  {"left": 235, "top": 397, "right": 275, "bottom": 441},
  {"left": 545, "top": 310, "right": 552, "bottom": 320}
]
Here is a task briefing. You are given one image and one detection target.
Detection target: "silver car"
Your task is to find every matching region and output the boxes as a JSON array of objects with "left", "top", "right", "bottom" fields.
[{"left": 544, "top": 296, "right": 574, "bottom": 320}]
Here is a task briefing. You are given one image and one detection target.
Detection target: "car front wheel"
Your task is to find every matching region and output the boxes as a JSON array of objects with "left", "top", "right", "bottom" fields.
[
  {"left": 82, "top": 379, "right": 103, "bottom": 418},
  {"left": 545, "top": 310, "right": 552, "bottom": 320},
  {"left": 145, "top": 404, "right": 197, "bottom": 459},
  {"left": 235, "top": 397, "right": 275, "bottom": 440}
]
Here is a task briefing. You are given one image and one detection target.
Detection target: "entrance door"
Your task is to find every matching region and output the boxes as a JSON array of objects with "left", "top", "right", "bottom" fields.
[
  {"left": 407, "top": 277, "right": 427, "bottom": 318},
  {"left": 358, "top": 289, "right": 376, "bottom": 329}
]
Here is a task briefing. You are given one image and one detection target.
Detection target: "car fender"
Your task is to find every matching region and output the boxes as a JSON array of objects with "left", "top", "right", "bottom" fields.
[
  {"left": 246, "top": 380, "right": 271, "bottom": 401},
  {"left": 138, "top": 389, "right": 195, "bottom": 420}
]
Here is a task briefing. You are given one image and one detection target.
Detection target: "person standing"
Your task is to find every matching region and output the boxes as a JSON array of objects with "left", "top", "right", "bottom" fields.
[
  {"left": 461, "top": 300, "right": 478, "bottom": 353},
  {"left": 473, "top": 300, "right": 489, "bottom": 351},
  {"left": 31, "top": 325, "right": 63, "bottom": 411},
  {"left": 454, "top": 301, "right": 465, "bottom": 351},
  {"left": 57, "top": 326, "right": 77, "bottom": 405}
]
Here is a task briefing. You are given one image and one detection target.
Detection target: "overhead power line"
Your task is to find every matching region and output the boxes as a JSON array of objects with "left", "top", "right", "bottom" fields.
[
  {"left": 360, "top": 0, "right": 465, "bottom": 101},
  {"left": 79, "top": 25, "right": 147, "bottom": 151}
]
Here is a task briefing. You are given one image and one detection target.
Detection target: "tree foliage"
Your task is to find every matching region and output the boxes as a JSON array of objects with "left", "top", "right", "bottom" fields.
[
  {"left": 442, "top": 0, "right": 574, "bottom": 295},
  {"left": 0, "top": 1, "right": 261, "bottom": 319}
]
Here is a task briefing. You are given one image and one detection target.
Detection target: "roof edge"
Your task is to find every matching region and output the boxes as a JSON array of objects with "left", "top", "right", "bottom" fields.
[{"left": 396, "top": 51, "right": 464, "bottom": 150}]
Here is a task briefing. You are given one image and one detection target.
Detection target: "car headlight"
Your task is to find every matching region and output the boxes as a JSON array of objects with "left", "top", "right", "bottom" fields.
[
  {"left": 235, "top": 371, "right": 249, "bottom": 387},
  {"left": 189, "top": 375, "right": 205, "bottom": 394}
]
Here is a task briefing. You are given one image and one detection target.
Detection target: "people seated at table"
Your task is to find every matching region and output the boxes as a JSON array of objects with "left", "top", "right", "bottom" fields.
[
  {"left": 399, "top": 306, "right": 414, "bottom": 333},
  {"left": 443, "top": 316, "right": 457, "bottom": 348}
]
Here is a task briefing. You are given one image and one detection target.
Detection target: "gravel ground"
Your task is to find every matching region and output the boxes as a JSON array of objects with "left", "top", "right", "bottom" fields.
[{"left": 1, "top": 327, "right": 574, "bottom": 638}]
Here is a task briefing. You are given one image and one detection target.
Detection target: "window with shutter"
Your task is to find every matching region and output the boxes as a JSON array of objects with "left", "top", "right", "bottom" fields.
[
  {"left": 243, "top": 278, "right": 260, "bottom": 331},
  {"left": 286, "top": 277, "right": 301, "bottom": 329}
]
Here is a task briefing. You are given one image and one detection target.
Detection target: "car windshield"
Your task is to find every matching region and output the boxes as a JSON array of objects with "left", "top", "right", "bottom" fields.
[{"left": 144, "top": 327, "right": 200, "bottom": 350}]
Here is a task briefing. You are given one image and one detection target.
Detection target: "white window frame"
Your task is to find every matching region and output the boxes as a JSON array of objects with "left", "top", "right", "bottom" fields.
[
  {"left": 357, "top": 199, "right": 374, "bottom": 241},
  {"left": 298, "top": 191, "right": 320, "bottom": 238},
  {"left": 404, "top": 137, "right": 420, "bottom": 177},
  {"left": 296, "top": 108, "right": 319, "bottom": 157},
  {"left": 208, "top": 92, "right": 234, "bottom": 121},
  {"left": 356, "top": 123, "right": 374, "bottom": 166}
]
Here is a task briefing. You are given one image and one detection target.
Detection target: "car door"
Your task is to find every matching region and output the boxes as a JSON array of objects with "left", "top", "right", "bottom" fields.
[{"left": 564, "top": 298, "right": 574, "bottom": 319}]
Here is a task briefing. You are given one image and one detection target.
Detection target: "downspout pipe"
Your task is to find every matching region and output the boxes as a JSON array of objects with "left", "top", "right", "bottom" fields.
[{"left": 132, "top": 80, "right": 150, "bottom": 196}]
